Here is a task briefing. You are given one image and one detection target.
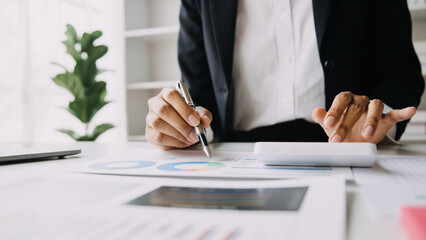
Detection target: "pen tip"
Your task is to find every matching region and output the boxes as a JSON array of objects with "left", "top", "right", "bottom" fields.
[{"left": 203, "top": 146, "right": 212, "bottom": 158}]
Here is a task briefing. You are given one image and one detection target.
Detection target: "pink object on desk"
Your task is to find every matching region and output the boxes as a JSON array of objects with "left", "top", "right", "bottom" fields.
[{"left": 400, "top": 206, "right": 426, "bottom": 240}]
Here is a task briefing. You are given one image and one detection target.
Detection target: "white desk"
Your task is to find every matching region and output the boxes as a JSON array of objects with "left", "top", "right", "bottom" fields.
[{"left": 1, "top": 141, "right": 425, "bottom": 240}]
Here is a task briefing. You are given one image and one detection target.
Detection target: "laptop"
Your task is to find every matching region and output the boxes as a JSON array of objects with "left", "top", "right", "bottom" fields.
[{"left": 0, "top": 143, "right": 81, "bottom": 163}]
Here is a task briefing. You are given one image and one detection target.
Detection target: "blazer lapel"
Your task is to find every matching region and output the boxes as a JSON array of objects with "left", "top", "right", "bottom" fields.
[
  {"left": 208, "top": 0, "right": 238, "bottom": 88},
  {"left": 312, "top": 0, "right": 334, "bottom": 49}
]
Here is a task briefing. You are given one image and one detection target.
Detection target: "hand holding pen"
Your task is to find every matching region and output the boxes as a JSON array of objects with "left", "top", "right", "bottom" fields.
[
  {"left": 145, "top": 82, "right": 213, "bottom": 154},
  {"left": 176, "top": 80, "right": 212, "bottom": 157}
]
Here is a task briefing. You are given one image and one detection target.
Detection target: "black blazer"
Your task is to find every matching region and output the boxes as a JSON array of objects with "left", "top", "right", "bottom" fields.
[{"left": 178, "top": 0, "right": 425, "bottom": 141}]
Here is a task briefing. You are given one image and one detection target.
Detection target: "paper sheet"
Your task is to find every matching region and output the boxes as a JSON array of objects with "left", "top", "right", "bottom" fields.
[
  {"left": 76, "top": 148, "right": 353, "bottom": 180},
  {"left": 353, "top": 155, "right": 426, "bottom": 186},
  {"left": 353, "top": 155, "right": 426, "bottom": 219},
  {"left": 0, "top": 172, "right": 346, "bottom": 240}
]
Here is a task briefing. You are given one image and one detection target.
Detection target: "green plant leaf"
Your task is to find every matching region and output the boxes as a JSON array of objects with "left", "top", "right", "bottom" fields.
[
  {"left": 82, "top": 81, "right": 110, "bottom": 122},
  {"left": 65, "top": 24, "right": 78, "bottom": 43},
  {"left": 66, "top": 89, "right": 110, "bottom": 124},
  {"left": 74, "top": 59, "right": 97, "bottom": 87},
  {"left": 86, "top": 97, "right": 110, "bottom": 123},
  {"left": 89, "top": 45, "right": 108, "bottom": 61},
  {"left": 54, "top": 24, "right": 111, "bottom": 142},
  {"left": 90, "top": 81, "right": 107, "bottom": 98},
  {"left": 87, "top": 123, "right": 114, "bottom": 141},
  {"left": 52, "top": 73, "right": 84, "bottom": 99},
  {"left": 66, "top": 90, "right": 110, "bottom": 124},
  {"left": 68, "top": 98, "right": 87, "bottom": 123},
  {"left": 51, "top": 62, "right": 69, "bottom": 72},
  {"left": 90, "top": 30, "right": 102, "bottom": 41},
  {"left": 80, "top": 33, "right": 92, "bottom": 53},
  {"left": 62, "top": 24, "right": 81, "bottom": 61},
  {"left": 97, "top": 69, "right": 109, "bottom": 76},
  {"left": 57, "top": 128, "right": 82, "bottom": 141},
  {"left": 80, "top": 31, "right": 103, "bottom": 53}
]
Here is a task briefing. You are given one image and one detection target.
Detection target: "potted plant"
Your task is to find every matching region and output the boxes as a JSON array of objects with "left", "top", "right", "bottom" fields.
[{"left": 52, "top": 24, "right": 114, "bottom": 141}]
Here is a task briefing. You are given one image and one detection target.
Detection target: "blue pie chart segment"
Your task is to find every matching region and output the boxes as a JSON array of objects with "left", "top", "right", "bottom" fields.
[
  {"left": 157, "top": 161, "right": 226, "bottom": 172},
  {"left": 90, "top": 161, "right": 156, "bottom": 170}
]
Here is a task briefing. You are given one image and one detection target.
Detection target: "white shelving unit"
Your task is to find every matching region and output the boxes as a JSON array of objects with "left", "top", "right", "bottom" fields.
[
  {"left": 127, "top": 80, "right": 176, "bottom": 90},
  {"left": 124, "top": 0, "right": 181, "bottom": 140},
  {"left": 410, "top": 5, "right": 426, "bottom": 20},
  {"left": 126, "top": 26, "right": 179, "bottom": 42},
  {"left": 410, "top": 4, "right": 426, "bottom": 44},
  {"left": 408, "top": 4, "right": 426, "bottom": 140}
]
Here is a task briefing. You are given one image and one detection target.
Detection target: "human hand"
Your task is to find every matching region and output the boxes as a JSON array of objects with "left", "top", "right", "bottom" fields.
[
  {"left": 146, "top": 88, "right": 212, "bottom": 150},
  {"left": 312, "top": 91, "right": 416, "bottom": 143}
]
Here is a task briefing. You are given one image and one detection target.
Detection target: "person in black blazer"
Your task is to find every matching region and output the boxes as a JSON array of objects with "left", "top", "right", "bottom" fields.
[{"left": 146, "top": 0, "right": 424, "bottom": 149}]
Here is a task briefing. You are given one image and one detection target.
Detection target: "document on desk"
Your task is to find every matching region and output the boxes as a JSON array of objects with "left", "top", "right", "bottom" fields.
[
  {"left": 353, "top": 155, "right": 426, "bottom": 219},
  {"left": 0, "top": 173, "right": 346, "bottom": 240},
  {"left": 75, "top": 148, "right": 353, "bottom": 180}
]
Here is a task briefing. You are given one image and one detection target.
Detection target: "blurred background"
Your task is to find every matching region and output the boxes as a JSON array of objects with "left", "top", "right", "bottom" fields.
[{"left": 0, "top": 0, "right": 425, "bottom": 143}]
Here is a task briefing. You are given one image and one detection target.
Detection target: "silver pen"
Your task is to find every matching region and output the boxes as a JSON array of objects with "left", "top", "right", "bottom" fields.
[{"left": 176, "top": 80, "right": 212, "bottom": 158}]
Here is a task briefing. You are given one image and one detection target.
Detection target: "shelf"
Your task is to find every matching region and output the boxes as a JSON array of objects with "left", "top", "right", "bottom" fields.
[
  {"left": 414, "top": 41, "right": 426, "bottom": 77},
  {"left": 125, "top": 26, "right": 179, "bottom": 42},
  {"left": 127, "top": 81, "right": 176, "bottom": 90},
  {"left": 124, "top": 0, "right": 181, "bottom": 138},
  {"left": 410, "top": 6, "right": 426, "bottom": 20},
  {"left": 411, "top": 110, "right": 426, "bottom": 123},
  {"left": 414, "top": 40, "right": 426, "bottom": 49},
  {"left": 400, "top": 110, "right": 426, "bottom": 141},
  {"left": 128, "top": 135, "right": 146, "bottom": 141}
]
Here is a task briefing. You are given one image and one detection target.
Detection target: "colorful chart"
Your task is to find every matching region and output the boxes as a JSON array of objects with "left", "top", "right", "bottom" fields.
[
  {"left": 157, "top": 161, "right": 226, "bottom": 172},
  {"left": 90, "top": 161, "right": 156, "bottom": 170}
]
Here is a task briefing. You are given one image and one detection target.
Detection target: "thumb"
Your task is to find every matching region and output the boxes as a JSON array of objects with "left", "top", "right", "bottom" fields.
[
  {"left": 312, "top": 107, "right": 327, "bottom": 127},
  {"left": 385, "top": 106, "right": 416, "bottom": 125}
]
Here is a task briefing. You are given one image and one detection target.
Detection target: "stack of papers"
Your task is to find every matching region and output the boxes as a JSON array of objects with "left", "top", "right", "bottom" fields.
[{"left": 75, "top": 148, "right": 353, "bottom": 180}]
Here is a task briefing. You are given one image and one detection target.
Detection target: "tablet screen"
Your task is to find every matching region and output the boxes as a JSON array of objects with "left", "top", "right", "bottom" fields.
[{"left": 127, "top": 186, "right": 308, "bottom": 211}]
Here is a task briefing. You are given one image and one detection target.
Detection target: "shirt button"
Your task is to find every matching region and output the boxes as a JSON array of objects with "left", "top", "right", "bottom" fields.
[
  {"left": 279, "top": 14, "right": 287, "bottom": 22},
  {"left": 282, "top": 97, "right": 289, "bottom": 105},
  {"left": 324, "top": 59, "right": 335, "bottom": 71}
]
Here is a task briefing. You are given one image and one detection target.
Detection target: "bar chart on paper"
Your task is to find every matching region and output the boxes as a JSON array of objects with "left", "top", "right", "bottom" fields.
[{"left": 77, "top": 149, "right": 353, "bottom": 180}]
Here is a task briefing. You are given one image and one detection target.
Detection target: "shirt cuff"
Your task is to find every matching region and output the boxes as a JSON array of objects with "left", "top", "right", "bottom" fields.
[{"left": 205, "top": 126, "right": 214, "bottom": 143}]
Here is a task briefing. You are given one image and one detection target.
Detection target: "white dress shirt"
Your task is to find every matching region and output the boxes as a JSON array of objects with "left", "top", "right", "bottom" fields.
[
  {"left": 218, "top": 0, "right": 396, "bottom": 142},
  {"left": 232, "top": 0, "right": 325, "bottom": 131}
]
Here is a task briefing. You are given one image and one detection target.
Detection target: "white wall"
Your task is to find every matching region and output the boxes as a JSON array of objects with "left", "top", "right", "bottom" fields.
[{"left": 0, "top": 0, "right": 127, "bottom": 143}]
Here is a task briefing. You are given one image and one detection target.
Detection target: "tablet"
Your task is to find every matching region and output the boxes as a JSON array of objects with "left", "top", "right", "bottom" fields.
[
  {"left": 254, "top": 142, "right": 377, "bottom": 167},
  {"left": 0, "top": 143, "right": 81, "bottom": 163}
]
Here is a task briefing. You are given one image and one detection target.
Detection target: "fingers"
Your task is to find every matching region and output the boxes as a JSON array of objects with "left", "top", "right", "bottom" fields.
[
  {"left": 330, "top": 95, "right": 369, "bottom": 142},
  {"left": 161, "top": 88, "right": 200, "bottom": 127},
  {"left": 196, "top": 106, "right": 213, "bottom": 128},
  {"left": 146, "top": 112, "right": 192, "bottom": 144},
  {"left": 148, "top": 97, "right": 198, "bottom": 143},
  {"left": 315, "top": 90, "right": 417, "bottom": 143},
  {"left": 146, "top": 125, "right": 191, "bottom": 149},
  {"left": 312, "top": 107, "right": 327, "bottom": 127},
  {"left": 362, "top": 99, "right": 384, "bottom": 139},
  {"left": 146, "top": 87, "right": 214, "bottom": 150},
  {"left": 324, "top": 92, "right": 354, "bottom": 128},
  {"left": 384, "top": 106, "right": 416, "bottom": 125}
]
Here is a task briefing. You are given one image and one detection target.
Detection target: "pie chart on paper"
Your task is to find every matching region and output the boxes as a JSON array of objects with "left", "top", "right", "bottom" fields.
[
  {"left": 157, "top": 161, "right": 226, "bottom": 172},
  {"left": 90, "top": 161, "right": 156, "bottom": 170}
]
